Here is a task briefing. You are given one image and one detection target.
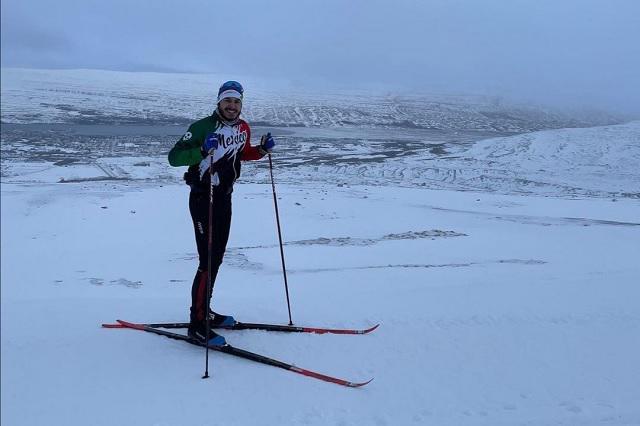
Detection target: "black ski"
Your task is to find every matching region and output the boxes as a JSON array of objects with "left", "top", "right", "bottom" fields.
[
  {"left": 109, "top": 320, "right": 372, "bottom": 388},
  {"left": 102, "top": 320, "right": 379, "bottom": 335}
]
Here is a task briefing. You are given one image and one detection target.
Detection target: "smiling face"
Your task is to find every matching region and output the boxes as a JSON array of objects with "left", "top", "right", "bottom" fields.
[{"left": 218, "top": 97, "right": 242, "bottom": 121}]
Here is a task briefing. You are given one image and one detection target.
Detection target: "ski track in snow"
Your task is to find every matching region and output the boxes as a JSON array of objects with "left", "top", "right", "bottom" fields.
[{"left": 2, "top": 69, "right": 640, "bottom": 426}]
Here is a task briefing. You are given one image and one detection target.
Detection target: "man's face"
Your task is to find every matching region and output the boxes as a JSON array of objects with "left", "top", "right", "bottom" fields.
[{"left": 219, "top": 97, "right": 242, "bottom": 121}]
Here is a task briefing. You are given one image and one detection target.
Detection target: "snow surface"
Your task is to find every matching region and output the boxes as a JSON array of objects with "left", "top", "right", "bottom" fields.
[
  {"left": 2, "top": 69, "right": 640, "bottom": 425},
  {"left": 3, "top": 179, "right": 640, "bottom": 425}
]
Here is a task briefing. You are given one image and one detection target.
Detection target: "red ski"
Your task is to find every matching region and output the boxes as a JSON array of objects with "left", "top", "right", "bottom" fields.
[
  {"left": 102, "top": 320, "right": 379, "bottom": 335},
  {"left": 107, "top": 320, "right": 373, "bottom": 388}
]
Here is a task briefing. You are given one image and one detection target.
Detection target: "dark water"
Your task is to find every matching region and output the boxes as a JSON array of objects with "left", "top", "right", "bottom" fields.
[{"left": 0, "top": 123, "right": 502, "bottom": 170}]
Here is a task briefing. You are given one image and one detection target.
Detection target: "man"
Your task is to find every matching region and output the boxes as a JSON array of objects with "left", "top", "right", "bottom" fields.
[{"left": 168, "top": 80, "right": 275, "bottom": 345}]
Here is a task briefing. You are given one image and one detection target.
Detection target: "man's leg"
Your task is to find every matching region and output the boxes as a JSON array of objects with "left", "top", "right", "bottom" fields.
[{"left": 189, "top": 191, "right": 232, "bottom": 323}]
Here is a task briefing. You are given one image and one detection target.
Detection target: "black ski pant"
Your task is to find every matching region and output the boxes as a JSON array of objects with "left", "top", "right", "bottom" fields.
[{"left": 189, "top": 190, "right": 232, "bottom": 323}]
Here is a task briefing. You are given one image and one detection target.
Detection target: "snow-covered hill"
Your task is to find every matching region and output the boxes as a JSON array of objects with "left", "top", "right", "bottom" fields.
[
  {"left": 1, "top": 68, "right": 619, "bottom": 131},
  {"left": 2, "top": 68, "right": 637, "bottom": 199},
  {"left": 459, "top": 122, "right": 640, "bottom": 197}
]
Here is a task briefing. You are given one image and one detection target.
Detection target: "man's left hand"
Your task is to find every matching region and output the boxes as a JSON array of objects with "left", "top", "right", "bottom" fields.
[{"left": 260, "top": 133, "right": 275, "bottom": 155}]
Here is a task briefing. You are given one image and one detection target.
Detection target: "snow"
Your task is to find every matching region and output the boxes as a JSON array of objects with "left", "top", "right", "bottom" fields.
[
  {"left": 461, "top": 122, "right": 640, "bottom": 197},
  {"left": 2, "top": 69, "right": 640, "bottom": 425},
  {"left": 1, "top": 67, "right": 619, "bottom": 131}
]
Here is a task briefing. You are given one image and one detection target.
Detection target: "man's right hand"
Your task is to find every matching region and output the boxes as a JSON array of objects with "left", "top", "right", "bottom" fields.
[{"left": 202, "top": 134, "right": 219, "bottom": 156}]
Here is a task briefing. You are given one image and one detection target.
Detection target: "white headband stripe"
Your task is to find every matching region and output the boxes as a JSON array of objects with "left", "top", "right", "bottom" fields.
[{"left": 218, "top": 89, "right": 243, "bottom": 103}]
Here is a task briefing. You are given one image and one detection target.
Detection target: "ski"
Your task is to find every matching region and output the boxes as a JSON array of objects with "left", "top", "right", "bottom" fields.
[
  {"left": 102, "top": 320, "right": 379, "bottom": 335},
  {"left": 109, "top": 320, "right": 373, "bottom": 388}
]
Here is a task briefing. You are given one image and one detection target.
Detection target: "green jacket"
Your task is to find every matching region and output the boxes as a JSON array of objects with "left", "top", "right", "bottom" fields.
[{"left": 168, "top": 115, "right": 220, "bottom": 167}]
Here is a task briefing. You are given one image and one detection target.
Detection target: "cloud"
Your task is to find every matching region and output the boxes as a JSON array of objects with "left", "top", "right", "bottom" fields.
[{"left": 2, "top": 0, "right": 639, "bottom": 114}]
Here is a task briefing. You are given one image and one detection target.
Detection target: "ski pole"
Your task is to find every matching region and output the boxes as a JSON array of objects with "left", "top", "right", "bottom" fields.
[
  {"left": 203, "top": 157, "right": 215, "bottom": 379},
  {"left": 268, "top": 153, "right": 294, "bottom": 325}
]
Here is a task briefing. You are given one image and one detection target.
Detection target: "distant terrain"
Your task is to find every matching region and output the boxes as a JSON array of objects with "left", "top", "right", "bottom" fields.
[{"left": 2, "top": 68, "right": 636, "bottom": 199}]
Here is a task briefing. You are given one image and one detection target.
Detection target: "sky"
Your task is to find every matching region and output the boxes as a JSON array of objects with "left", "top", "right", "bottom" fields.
[{"left": 1, "top": 0, "right": 639, "bottom": 115}]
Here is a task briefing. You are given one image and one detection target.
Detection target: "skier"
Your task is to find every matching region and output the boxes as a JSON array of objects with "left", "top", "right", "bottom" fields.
[{"left": 168, "top": 80, "right": 275, "bottom": 345}]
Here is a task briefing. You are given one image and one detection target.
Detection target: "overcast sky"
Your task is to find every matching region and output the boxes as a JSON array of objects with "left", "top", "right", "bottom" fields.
[{"left": 2, "top": 0, "right": 639, "bottom": 114}]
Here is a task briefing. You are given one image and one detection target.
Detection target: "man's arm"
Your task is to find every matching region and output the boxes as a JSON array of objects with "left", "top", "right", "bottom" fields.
[
  {"left": 239, "top": 123, "right": 262, "bottom": 161},
  {"left": 241, "top": 128, "right": 276, "bottom": 161},
  {"left": 168, "top": 126, "right": 205, "bottom": 167},
  {"left": 241, "top": 143, "right": 264, "bottom": 161}
]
